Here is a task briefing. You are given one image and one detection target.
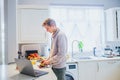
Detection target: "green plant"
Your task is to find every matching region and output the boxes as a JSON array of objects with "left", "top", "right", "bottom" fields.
[{"left": 78, "top": 41, "right": 83, "bottom": 52}]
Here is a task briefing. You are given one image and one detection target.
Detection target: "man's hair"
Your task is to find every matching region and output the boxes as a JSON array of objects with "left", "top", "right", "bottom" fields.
[{"left": 42, "top": 18, "right": 56, "bottom": 27}]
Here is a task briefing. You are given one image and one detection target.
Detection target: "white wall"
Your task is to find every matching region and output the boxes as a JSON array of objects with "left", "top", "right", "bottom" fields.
[
  {"left": 4, "top": 0, "right": 18, "bottom": 64},
  {"left": 17, "top": 0, "right": 120, "bottom": 9}
]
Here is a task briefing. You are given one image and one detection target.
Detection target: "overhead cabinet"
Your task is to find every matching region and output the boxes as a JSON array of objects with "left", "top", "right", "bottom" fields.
[
  {"left": 105, "top": 7, "right": 120, "bottom": 41},
  {"left": 17, "top": 8, "right": 49, "bottom": 43}
]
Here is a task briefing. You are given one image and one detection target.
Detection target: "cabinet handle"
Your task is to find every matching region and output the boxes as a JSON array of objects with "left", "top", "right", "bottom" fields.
[{"left": 116, "top": 11, "right": 119, "bottom": 39}]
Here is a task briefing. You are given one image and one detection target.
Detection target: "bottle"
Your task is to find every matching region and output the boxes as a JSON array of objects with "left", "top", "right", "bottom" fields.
[
  {"left": 18, "top": 51, "right": 22, "bottom": 59},
  {"left": 93, "top": 47, "right": 96, "bottom": 56},
  {"left": 16, "top": 51, "right": 22, "bottom": 70}
]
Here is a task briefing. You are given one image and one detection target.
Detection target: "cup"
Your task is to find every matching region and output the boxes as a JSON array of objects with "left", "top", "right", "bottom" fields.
[{"left": 30, "top": 60, "right": 37, "bottom": 65}]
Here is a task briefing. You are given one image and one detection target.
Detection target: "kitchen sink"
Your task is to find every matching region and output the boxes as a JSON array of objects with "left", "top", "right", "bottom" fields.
[
  {"left": 74, "top": 56, "right": 97, "bottom": 60},
  {"left": 78, "top": 57, "right": 92, "bottom": 59}
]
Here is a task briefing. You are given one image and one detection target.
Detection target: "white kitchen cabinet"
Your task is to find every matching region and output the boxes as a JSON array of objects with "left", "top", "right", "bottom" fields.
[
  {"left": 17, "top": 8, "right": 49, "bottom": 43},
  {"left": 78, "top": 61, "right": 97, "bottom": 80},
  {"left": 105, "top": 7, "right": 120, "bottom": 41},
  {"left": 96, "top": 60, "right": 120, "bottom": 80}
]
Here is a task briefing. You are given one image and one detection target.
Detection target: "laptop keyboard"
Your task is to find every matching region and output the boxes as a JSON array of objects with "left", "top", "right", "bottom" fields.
[{"left": 34, "top": 69, "right": 48, "bottom": 77}]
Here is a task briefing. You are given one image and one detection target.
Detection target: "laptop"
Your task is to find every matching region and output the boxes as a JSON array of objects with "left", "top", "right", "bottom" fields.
[{"left": 15, "top": 58, "right": 48, "bottom": 77}]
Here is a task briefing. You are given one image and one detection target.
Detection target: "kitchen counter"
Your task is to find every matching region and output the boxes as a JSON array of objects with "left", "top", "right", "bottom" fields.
[
  {"left": 0, "top": 64, "right": 57, "bottom": 80},
  {"left": 67, "top": 56, "right": 120, "bottom": 62},
  {"left": 76, "top": 56, "right": 120, "bottom": 80},
  {"left": 0, "top": 57, "right": 120, "bottom": 80}
]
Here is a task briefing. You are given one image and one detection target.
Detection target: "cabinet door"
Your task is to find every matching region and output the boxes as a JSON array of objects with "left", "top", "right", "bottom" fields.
[
  {"left": 18, "top": 9, "right": 48, "bottom": 43},
  {"left": 115, "top": 60, "right": 120, "bottom": 80},
  {"left": 96, "top": 60, "right": 120, "bottom": 80},
  {"left": 105, "top": 8, "right": 120, "bottom": 41},
  {"left": 105, "top": 9, "right": 117, "bottom": 41},
  {"left": 78, "top": 61, "right": 97, "bottom": 80}
]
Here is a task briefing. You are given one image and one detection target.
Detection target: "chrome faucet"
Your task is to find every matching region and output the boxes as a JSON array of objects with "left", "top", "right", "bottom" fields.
[{"left": 72, "top": 40, "right": 80, "bottom": 58}]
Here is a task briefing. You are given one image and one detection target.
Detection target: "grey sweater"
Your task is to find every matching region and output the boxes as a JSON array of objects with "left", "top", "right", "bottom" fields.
[{"left": 49, "top": 28, "right": 68, "bottom": 68}]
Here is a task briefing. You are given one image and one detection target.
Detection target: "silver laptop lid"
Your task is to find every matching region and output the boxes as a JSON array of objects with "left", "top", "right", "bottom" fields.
[{"left": 15, "top": 58, "right": 35, "bottom": 76}]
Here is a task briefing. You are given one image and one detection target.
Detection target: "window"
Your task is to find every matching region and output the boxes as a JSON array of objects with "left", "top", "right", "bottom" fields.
[{"left": 50, "top": 5, "right": 105, "bottom": 54}]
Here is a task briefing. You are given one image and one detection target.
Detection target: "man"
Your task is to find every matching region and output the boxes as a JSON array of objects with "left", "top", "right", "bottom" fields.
[{"left": 41, "top": 18, "right": 68, "bottom": 80}]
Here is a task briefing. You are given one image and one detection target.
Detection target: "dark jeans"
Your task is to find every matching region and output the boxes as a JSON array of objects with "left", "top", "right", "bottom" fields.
[{"left": 52, "top": 67, "right": 66, "bottom": 80}]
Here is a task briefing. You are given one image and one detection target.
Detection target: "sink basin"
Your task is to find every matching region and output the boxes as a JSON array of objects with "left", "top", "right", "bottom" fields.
[
  {"left": 74, "top": 56, "right": 97, "bottom": 60},
  {"left": 78, "top": 57, "right": 92, "bottom": 59}
]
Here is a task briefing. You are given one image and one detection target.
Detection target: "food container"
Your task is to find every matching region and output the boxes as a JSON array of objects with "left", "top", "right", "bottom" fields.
[{"left": 30, "top": 60, "right": 37, "bottom": 65}]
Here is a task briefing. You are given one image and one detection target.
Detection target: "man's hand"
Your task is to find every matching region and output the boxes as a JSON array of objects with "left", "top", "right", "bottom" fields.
[
  {"left": 42, "top": 60, "right": 50, "bottom": 65},
  {"left": 38, "top": 59, "right": 50, "bottom": 68}
]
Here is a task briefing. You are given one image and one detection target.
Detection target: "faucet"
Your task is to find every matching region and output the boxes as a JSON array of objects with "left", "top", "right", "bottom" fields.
[{"left": 72, "top": 40, "right": 80, "bottom": 58}]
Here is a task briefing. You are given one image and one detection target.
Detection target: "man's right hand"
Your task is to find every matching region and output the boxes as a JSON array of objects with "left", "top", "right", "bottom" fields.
[{"left": 38, "top": 60, "right": 46, "bottom": 68}]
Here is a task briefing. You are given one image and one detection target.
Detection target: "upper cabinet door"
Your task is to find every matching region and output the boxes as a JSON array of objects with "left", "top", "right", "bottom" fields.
[
  {"left": 105, "top": 7, "right": 120, "bottom": 41},
  {"left": 17, "top": 9, "right": 49, "bottom": 43}
]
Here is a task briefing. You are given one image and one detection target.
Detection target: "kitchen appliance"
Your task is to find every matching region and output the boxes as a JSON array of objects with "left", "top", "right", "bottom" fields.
[
  {"left": 21, "top": 44, "right": 41, "bottom": 57},
  {"left": 66, "top": 62, "right": 79, "bottom": 80},
  {"left": 25, "top": 50, "right": 38, "bottom": 58},
  {"left": 115, "top": 46, "right": 120, "bottom": 56}
]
